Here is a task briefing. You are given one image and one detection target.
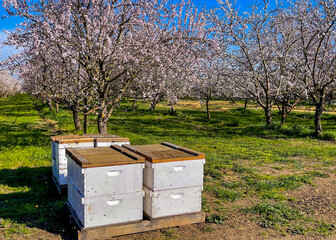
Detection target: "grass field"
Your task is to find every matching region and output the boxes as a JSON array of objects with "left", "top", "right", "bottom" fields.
[{"left": 1, "top": 94, "right": 336, "bottom": 239}]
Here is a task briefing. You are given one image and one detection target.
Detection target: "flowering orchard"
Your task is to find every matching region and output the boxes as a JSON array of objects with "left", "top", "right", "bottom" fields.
[
  {"left": 1, "top": 0, "right": 336, "bottom": 136},
  {"left": 0, "top": 70, "right": 20, "bottom": 97}
]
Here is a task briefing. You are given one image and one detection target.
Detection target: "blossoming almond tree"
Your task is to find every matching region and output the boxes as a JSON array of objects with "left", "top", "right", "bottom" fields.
[
  {"left": 191, "top": 52, "right": 229, "bottom": 121},
  {"left": 0, "top": 70, "right": 20, "bottom": 98},
  {"left": 210, "top": 0, "right": 305, "bottom": 126},
  {"left": 3, "top": 0, "right": 208, "bottom": 133},
  {"left": 289, "top": 0, "right": 336, "bottom": 136}
]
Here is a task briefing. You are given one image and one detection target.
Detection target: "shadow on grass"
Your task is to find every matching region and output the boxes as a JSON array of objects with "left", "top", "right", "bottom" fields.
[
  {"left": 0, "top": 123, "right": 50, "bottom": 149},
  {"left": 0, "top": 167, "right": 75, "bottom": 239},
  {"left": 109, "top": 106, "right": 327, "bottom": 141}
]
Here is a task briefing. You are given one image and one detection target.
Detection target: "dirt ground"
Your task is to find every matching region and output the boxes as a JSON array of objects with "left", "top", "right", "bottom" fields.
[{"left": 110, "top": 176, "right": 336, "bottom": 240}]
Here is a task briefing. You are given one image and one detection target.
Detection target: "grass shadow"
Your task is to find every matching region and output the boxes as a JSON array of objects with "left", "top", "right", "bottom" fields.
[{"left": 0, "top": 167, "right": 74, "bottom": 239}]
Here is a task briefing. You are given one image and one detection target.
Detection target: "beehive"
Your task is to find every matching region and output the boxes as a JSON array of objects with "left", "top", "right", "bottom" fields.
[
  {"left": 50, "top": 135, "right": 94, "bottom": 186},
  {"left": 50, "top": 134, "right": 130, "bottom": 189},
  {"left": 123, "top": 142, "right": 205, "bottom": 218},
  {"left": 66, "top": 146, "right": 145, "bottom": 228}
]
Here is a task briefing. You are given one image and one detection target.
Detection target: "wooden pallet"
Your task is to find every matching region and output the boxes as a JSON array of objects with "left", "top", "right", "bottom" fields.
[
  {"left": 52, "top": 175, "right": 67, "bottom": 196},
  {"left": 66, "top": 202, "right": 205, "bottom": 240}
]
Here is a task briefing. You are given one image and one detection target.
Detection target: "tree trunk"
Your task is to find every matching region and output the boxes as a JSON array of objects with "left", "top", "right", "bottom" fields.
[
  {"left": 314, "top": 102, "right": 324, "bottom": 137},
  {"left": 149, "top": 100, "right": 157, "bottom": 111},
  {"left": 281, "top": 112, "right": 285, "bottom": 127},
  {"left": 131, "top": 97, "right": 137, "bottom": 110},
  {"left": 229, "top": 97, "right": 235, "bottom": 104},
  {"left": 206, "top": 98, "right": 211, "bottom": 122},
  {"left": 149, "top": 94, "right": 162, "bottom": 111},
  {"left": 170, "top": 103, "right": 176, "bottom": 115},
  {"left": 265, "top": 109, "right": 272, "bottom": 126},
  {"left": 244, "top": 99, "right": 248, "bottom": 110},
  {"left": 72, "top": 107, "right": 82, "bottom": 131},
  {"left": 97, "top": 120, "right": 107, "bottom": 134},
  {"left": 83, "top": 114, "right": 88, "bottom": 134},
  {"left": 55, "top": 102, "right": 59, "bottom": 113},
  {"left": 264, "top": 101, "right": 272, "bottom": 127},
  {"left": 83, "top": 99, "right": 88, "bottom": 134},
  {"left": 47, "top": 99, "right": 53, "bottom": 111},
  {"left": 97, "top": 106, "right": 108, "bottom": 134}
]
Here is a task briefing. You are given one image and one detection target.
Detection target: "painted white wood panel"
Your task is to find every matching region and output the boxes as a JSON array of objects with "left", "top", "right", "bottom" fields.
[
  {"left": 68, "top": 180, "right": 143, "bottom": 228},
  {"left": 52, "top": 165, "right": 67, "bottom": 185},
  {"left": 143, "top": 186, "right": 202, "bottom": 219},
  {"left": 143, "top": 159, "right": 205, "bottom": 191},
  {"left": 51, "top": 141, "right": 94, "bottom": 188},
  {"left": 67, "top": 155, "right": 144, "bottom": 197},
  {"left": 96, "top": 141, "right": 130, "bottom": 147}
]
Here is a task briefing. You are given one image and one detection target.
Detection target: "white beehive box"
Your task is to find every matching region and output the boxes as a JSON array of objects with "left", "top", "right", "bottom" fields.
[
  {"left": 66, "top": 147, "right": 143, "bottom": 197},
  {"left": 50, "top": 135, "right": 94, "bottom": 187},
  {"left": 66, "top": 145, "right": 145, "bottom": 228},
  {"left": 123, "top": 142, "right": 205, "bottom": 191},
  {"left": 50, "top": 134, "right": 130, "bottom": 189},
  {"left": 123, "top": 142, "right": 205, "bottom": 219},
  {"left": 144, "top": 185, "right": 203, "bottom": 218}
]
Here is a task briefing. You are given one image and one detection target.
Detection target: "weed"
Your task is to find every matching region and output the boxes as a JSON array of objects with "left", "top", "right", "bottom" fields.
[
  {"left": 206, "top": 214, "right": 228, "bottom": 224},
  {"left": 213, "top": 186, "right": 243, "bottom": 201},
  {"left": 319, "top": 131, "right": 336, "bottom": 141},
  {"left": 205, "top": 167, "right": 222, "bottom": 180},
  {"left": 232, "top": 163, "right": 254, "bottom": 173},
  {"left": 161, "top": 228, "right": 178, "bottom": 239},
  {"left": 305, "top": 171, "right": 329, "bottom": 178},
  {"left": 287, "top": 224, "right": 307, "bottom": 235},
  {"left": 202, "top": 197, "right": 212, "bottom": 213},
  {"left": 259, "top": 190, "right": 286, "bottom": 201},
  {"left": 316, "top": 221, "right": 334, "bottom": 235},
  {"left": 247, "top": 203, "right": 302, "bottom": 228},
  {"left": 203, "top": 226, "right": 215, "bottom": 233}
]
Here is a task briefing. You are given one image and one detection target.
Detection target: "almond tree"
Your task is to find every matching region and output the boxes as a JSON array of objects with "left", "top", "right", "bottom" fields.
[
  {"left": 3, "top": 0, "right": 208, "bottom": 133},
  {"left": 191, "top": 54, "right": 228, "bottom": 121},
  {"left": 289, "top": 0, "right": 336, "bottom": 136},
  {"left": 0, "top": 70, "right": 20, "bottom": 97},
  {"left": 3, "top": 30, "right": 90, "bottom": 131},
  {"left": 210, "top": 0, "right": 299, "bottom": 126}
]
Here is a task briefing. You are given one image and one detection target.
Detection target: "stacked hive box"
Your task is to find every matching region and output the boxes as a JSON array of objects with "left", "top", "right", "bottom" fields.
[
  {"left": 123, "top": 142, "right": 205, "bottom": 218},
  {"left": 50, "top": 135, "right": 94, "bottom": 187},
  {"left": 50, "top": 134, "right": 130, "bottom": 190},
  {"left": 66, "top": 146, "right": 145, "bottom": 228}
]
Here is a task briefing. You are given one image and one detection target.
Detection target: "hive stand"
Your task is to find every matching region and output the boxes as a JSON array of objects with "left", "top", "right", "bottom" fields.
[{"left": 67, "top": 202, "right": 205, "bottom": 240}]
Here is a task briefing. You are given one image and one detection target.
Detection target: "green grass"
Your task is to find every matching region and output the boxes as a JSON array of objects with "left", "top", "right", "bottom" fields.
[
  {"left": 247, "top": 203, "right": 303, "bottom": 228},
  {"left": 1, "top": 94, "right": 336, "bottom": 239},
  {"left": 0, "top": 95, "right": 67, "bottom": 239},
  {"left": 246, "top": 202, "right": 334, "bottom": 236}
]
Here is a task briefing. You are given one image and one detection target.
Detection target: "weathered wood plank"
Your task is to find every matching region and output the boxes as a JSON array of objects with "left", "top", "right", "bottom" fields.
[
  {"left": 66, "top": 147, "right": 144, "bottom": 168},
  {"left": 122, "top": 143, "right": 205, "bottom": 163},
  {"left": 77, "top": 211, "right": 205, "bottom": 240},
  {"left": 161, "top": 142, "right": 205, "bottom": 158}
]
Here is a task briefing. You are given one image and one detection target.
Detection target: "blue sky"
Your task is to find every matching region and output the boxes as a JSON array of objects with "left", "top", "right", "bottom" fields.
[
  {"left": 0, "top": 0, "right": 24, "bottom": 60},
  {"left": 0, "top": 0, "right": 255, "bottom": 60}
]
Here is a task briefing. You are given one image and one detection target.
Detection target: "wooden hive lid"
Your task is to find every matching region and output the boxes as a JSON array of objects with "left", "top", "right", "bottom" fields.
[
  {"left": 122, "top": 142, "right": 205, "bottom": 163},
  {"left": 50, "top": 135, "right": 94, "bottom": 144},
  {"left": 82, "top": 134, "right": 129, "bottom": 142},
  {"left": 66, "top": 145, "right": 145, "bottom": 168}
]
